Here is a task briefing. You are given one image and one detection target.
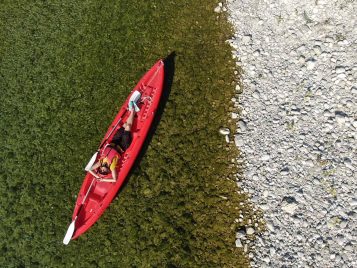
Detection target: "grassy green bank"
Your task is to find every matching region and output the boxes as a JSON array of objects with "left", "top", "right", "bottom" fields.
[{"left": 0, "top": 1, "right": 260, "bottom": 267}]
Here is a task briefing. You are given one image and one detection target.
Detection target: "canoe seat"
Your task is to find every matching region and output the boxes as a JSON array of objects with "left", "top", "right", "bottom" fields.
[{"left": 92, "top": 182, "right": 109, "bottom": 198}]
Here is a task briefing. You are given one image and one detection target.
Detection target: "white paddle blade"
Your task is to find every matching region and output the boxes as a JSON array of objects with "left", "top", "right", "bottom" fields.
[
  {"left": 63, "top": 221, "right": 75, "bottom": 245},
  {"left": 129, "top": 90, "right": 141, "bottom": 103},
  {"left": 85, "top": 152, "right": 98, "bottom": 171}
]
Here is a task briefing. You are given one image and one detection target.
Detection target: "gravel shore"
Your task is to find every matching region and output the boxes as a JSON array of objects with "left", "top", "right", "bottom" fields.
[{"left": 225, "top": 0, "right": 356, "bottom": 267}]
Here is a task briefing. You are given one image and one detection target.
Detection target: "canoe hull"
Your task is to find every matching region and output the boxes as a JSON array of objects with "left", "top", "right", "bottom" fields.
[{"left": 70, "top": 60, "right": 164, "bottom": 240}]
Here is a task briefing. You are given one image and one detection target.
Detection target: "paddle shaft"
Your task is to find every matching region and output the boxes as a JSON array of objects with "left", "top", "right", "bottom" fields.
[
  {"left": 74, "top": 177, "right": 96, "bottom": 220},
  {"left": 98, "top": 117, "right": 123, "bottom": 150}
]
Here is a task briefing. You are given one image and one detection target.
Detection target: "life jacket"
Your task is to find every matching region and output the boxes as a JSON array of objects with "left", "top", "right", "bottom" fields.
[{"left": 97, "top": 146, "right": 120, "bottom": 179}]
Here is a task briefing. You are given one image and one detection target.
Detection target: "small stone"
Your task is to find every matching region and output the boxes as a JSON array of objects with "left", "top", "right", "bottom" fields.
[
  {"left": 345, "top": 243, "right": 353, "bottom": 251},
  {"left": 344, "top": 158, "right": 353, "bottom": 169},
  {"left": 335, "top": 111, "right": 348, "bottom": 124},
  {"left": 253, "top": 49, "right": 260, "bottom": 56},
  {"left": 242, "top": 34, "right": 252, "bottom": 43},
  {"left": 299, "top": 55, "right": 306, "bottom": 64},
  {"left": 323, "top": 110, "right": 332, "bottom": 117},
  {"left": 219, "top": 127, "right": 230, "bottom": 135},
  {"left": 236, "top": 229, "right": 246, "bottom": 239},
  {"left": 297, "top": 44, "right": 306, "bottom": 52},
  {"left": 252, "top": 174, "right": 259, "bottom": 181},
  {"left": 350, "top": 198, "right": 357, "bottom": 206},
  {"left": 260, "top": 204, "right": 269, "bottom": 211},
  {"left": 261, "top": 154, "right": 270, "bottom": 161},
  {"left": 336, "top": 235, "right": 346, "bottom": 246},
  {"left": 269, "top": 247, "right": 276, "bottom": 256},
  {"left": 214, "top": 5, "right": 222, "bottom": 13},
  {"left": 282, "top": 203, "right": 298, "bottom": 214},
  {"left": 306, "top": 58, "right": 317, "bottom": 70},
  {"left": 281, "top": 166, "right": 289, "bottom": 175},
  {"left": 325, "top": 37, "right": 334, "bottom": 43},
  {"left": 327, "top": 217, "right": 339, "bottom": 228},
  {"left": 337, "top": 73, "right": 346, "bottom": 79},
  {"left": 252, "top": 91, "right": 260, "bottom": 99},
  {"left": 313, "top": 45, "right": 322, "bottom": 55},
  {"left": 281, "top": 196, "right": 298, "bottom": 214},
  {"left": 290, "top": 49, "right": 297, "bottom": 56},
  {"left": 267, "top": 222, "right": 275, "bottom": 232},
  {"left": 335, "top": 66, "right": 345, "bottom": 73},
  {"left": 246, "top": 227, "right": 255, "bottom": 235},
  {"left": 244, "top": 244, "right": 248, "bottom": 252},
  {"left": 315, "top": 254, "right": 323, "bottom": 261},
  {"left": 238, "top": 120, "right": 247, "bottom": 131},
  {"left": 236, "top": 84, "right": 242, "bottom": 93},
  {"left": 338, "top": 39, "right": 349, "bottom": 46},
  {"left": 263, "top": 256, "right": 270, "bottom": 263},
  {"left": 340, "top": 220, "right": 348, "bottom": 229},
  {"left": 234, "top": 134, "right": 244, "bottom": 146},
  {"left": 235, "top": 238, "right": 243, "bottom": 247}
]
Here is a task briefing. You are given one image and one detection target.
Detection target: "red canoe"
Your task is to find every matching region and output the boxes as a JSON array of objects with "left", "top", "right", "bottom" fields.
[{"left": 65, "top": 60, "right": 164, "bottom": 242}]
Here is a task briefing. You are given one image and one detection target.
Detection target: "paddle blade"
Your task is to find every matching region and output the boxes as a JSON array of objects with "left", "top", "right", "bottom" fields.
[
  {"left": 63, "top": 221, "right": 75, "bottom": 245},
  {"left": 85, "top": 152, "right": 98, "bottom": 171},
  {"left": 129, "top": 90, "right": 141, "bottom": 103}
]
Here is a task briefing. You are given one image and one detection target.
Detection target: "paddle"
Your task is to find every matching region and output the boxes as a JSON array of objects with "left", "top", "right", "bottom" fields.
[
  {"left": 84, "top": 152, "right": 99, "bottom": 172},
  {"left": 63, "top": 178, "right": 96, "bottom": 245}
]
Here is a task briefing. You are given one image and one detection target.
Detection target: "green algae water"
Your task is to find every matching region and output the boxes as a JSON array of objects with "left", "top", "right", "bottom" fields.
[{"left": 0, "top": 1, "right": 261, "bottom": 267}]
